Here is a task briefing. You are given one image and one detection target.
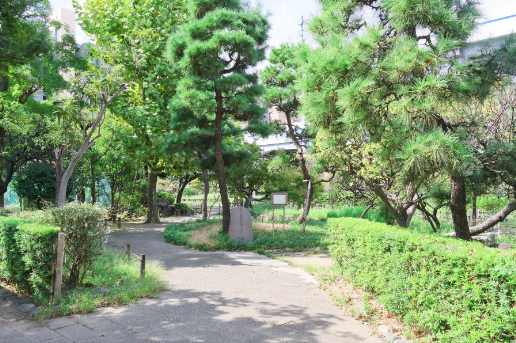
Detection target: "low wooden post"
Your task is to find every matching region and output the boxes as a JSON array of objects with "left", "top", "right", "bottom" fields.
[
  {"left": 283, "top": 206, "right": 286, "bottom": 230},
  {"left": 140, "top": 254, "right": 145, "bottom": 280},
  {"left": 126, "top": 244, "right": 130, "bottom": 260},
  {"left": 55, "top": 233, "right": 65, "bottom": 301},
  {"left": 117, "top": 217, "right": 121, "bottom": 229}
]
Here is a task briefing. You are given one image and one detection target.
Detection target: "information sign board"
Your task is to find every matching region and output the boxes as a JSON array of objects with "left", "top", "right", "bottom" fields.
[{"left": 271, "top": 192, "right": 288, "bottom": 206}]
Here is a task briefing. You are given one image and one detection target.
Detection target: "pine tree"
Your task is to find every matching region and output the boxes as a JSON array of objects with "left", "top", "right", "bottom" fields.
[
  {"left": 167, "top": 0, "right": 271, "bottom": 233},
  {"left": 300, "top": 0, "right": 516, "bottom": 238}
]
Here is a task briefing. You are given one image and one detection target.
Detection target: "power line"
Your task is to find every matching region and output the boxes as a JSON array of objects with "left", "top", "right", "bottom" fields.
[{"left": 478, "top": 13, "right": 516, "bottom": 26}]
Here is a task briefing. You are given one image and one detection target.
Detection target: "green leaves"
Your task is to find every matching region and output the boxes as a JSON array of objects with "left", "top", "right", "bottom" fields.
[
  {"left": 0, "top": 217, "right": 60, "bottom": 303},
  {"left": 329, "top": 217, "right": 516, "bottom": 342}
]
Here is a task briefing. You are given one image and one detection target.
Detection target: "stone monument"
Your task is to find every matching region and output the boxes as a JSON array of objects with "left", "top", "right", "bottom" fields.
[{"left": 229, "top": 206, "right": 253, "bottom": 243}]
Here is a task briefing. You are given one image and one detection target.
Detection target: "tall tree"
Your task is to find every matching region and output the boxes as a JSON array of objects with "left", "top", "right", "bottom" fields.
[
  {"left": 300, "top": 0, "right": 516, "bottom": 237},
  {"left": 0, "top": 2, "right": 85, "bottom": 207},
  {"left": 262, "top": 43, "right": 334, "bottom": 225},
  {"left": 54, "top": 58, "right": 138, "bottom": 207},
  {"left": 167, "top": 0, "right": 272, "bottom": 233},
  {"left": 0, "top": 0, "right": 52, "bottom": 91},
  {"left": 76, "top": 0, "right": 186, "bottom": 223}
]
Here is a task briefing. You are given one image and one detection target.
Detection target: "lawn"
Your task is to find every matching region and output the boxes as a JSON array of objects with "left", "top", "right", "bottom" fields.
[{"left": 164, "top": 218, "right": 329, "bottom": 253}]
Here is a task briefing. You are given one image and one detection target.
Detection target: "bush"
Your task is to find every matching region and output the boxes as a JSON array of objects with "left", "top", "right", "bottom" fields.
[
  {"left": 183, "top": 187, "right": 196, "bottom": 197},
  {"left": 327, "top": 205, "right": 390, "bottom": 223},
  {"left": 174, "top": 202, "right": 192, "bottom": 214},
  {"left": 329, "top": 218, "right": 516, "bottom": 342},
  {"left": 9, "top": 209, "right": 54, "bottom": 224},
  {"left": 0, "top": 207, "right": 11, "bottom": 217},
  {"left": 51, "top": 204, "right": 106, "bottom": 286},
  {"left": 476, "top": 195, "right": 507, "bottom": 211},
  {"left": 0, "top": 217, "right": 60, "bottom": 302},
  {"left": 156, "top": 191, "right": 175, "bottom": 204}
]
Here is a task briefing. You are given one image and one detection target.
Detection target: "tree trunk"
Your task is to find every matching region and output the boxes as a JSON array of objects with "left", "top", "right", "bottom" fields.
[
  {"left": 78, "top": 187, "right": 85, "bottom": 203},
  {"left": 364, "top": 180, "right": 411, "bottom": 228},
  {"left": 449, "top": 174, "right": 471, "bottom": 240},
  {"left": 110, "top": 185, "right": 116, "bottom": 221},
  {"left": 0, "top": 126, "right": 6, "bottom": 207},
  {"left": 90, "top": 165, "right": 96, "bottom": 205},
  {"left": 469, "top": 202, "right": 516, "bottom": 236},
  {"left": 417, "top": 201, "right": 441, "bottom": 233},
  {"left": 201, "top": 169, "right": 209, "bottom": 220},
  {"left": 394, "top": 212, "right": 409, "bottom": 228},
  {"left": 215, "top": 88, "right": 231, "bottom": 233},
  {"left": 176, "top": 173, "right": 189, "bottom": 204},
  {"left": 56, "top": 73, "right": 137, "bottom": 207},
  {"left": 297, "top": 185, "right": 314, "bottom": 224},
  {"left": 0, "top": 174, "right": 4, "bottom": 208},
  {"left": 55, "top": 146, "right": 65, "bottom": 206},
  {"left": 471, "top": 194, "right": 477, "bottom": 226},
  {"left": 244, "top": 194, "right": 253, "bottom": 209},
  {"left": 432, "top": 208, "right": 441, "bottom": 230},
  {"left": 145, "top": 169, "right": 160, "bottom": 224},
  {"left": 0, "top": 76, "right": 9, "bottom": 92},
  {"left": 360, "top": 203, "right": 373, "bottom": 218},
  {"left": 405, "top": 203, "right": 417, "bottom": 227},
  {"left": 284, "top": 110, "right": 313, "bottom": 224}
]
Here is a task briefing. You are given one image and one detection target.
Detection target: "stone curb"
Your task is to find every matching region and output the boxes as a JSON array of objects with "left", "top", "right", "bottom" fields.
[
  {"left": 1, "top": 287, "right": 41, "bottom": 317},
  {"left": 378, "top": 324, "right": 411, "bottom": 343}
]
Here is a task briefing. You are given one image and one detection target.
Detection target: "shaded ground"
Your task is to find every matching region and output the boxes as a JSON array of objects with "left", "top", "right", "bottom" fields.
[{"left": 0, "top": 215, "right": 383, "bottom": 343}]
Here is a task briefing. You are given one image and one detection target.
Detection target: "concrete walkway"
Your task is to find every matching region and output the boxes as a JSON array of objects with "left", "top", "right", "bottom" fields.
[{"left": 0, "top": 218, "right": 384, "bottom": 343}]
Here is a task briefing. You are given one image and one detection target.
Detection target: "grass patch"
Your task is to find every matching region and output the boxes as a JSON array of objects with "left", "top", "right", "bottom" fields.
[
  {"left": 495, "top": 235, "right": 516, "bottom": 246},
  {"left": 164, "top": 218, "right": 329, "bottom": 252},
  {"left": 37, "top": 250, "right": 166, "bottom": 319},
  {"left": 250, "top": 202, "right": 331, "bottom": 220}
]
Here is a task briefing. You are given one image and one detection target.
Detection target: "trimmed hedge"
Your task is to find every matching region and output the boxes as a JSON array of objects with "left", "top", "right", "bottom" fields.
[
  {"left": 329, "top": 218, "right": 516, "bottom": 343},
  {"left": 0, "top": 217, "right": 60, "bottom": 303}
]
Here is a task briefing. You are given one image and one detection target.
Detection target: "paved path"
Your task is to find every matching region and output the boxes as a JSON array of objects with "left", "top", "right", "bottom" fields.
[{"left": 0, "top": 218, "right": 383, "bottom": 343}]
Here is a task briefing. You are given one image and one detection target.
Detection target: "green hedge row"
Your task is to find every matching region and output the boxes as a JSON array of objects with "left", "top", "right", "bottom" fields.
[
  {"left": 328, "top": 218, "right": 516, "bottom": 343},
  {"left": 0, "top": 217, "right": 60, "bottom": 303}
]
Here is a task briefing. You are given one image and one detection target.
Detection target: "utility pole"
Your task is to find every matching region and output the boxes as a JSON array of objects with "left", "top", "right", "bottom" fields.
[{"left": 299, "top": 15, "right": 310, "bottom": 41}]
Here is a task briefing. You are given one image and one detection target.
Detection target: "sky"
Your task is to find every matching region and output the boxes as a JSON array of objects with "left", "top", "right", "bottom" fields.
[
  {"left": 50, "top": 0, "right": 516, "bottom": 47},
  {"left": 49, "top": 0, "right": 320, "bottom": 47}
]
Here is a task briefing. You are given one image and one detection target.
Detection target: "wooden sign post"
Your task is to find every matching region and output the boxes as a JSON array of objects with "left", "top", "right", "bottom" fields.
[{"left": 271, "top": 192, "right": 288, "bottom": 236}]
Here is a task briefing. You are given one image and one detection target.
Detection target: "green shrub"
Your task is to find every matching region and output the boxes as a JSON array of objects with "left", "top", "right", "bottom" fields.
[
  {"left": 183, "top": 187, "right": 196, "bottom": 196},
  {"left": 475, "top": 195, "right": 507, "bottom": 211},
  {"left": 329, "top": 218, "right": 516, "bottom": 342},
  {"left": 16, "top": 222, "right": 61, "bottom": 302},
  {"left": 9, "top": 210, "right": 54, "bottom": 224},
  {"left": 0, "top": 217, "right": 60, "bottom": 302},
  {"left": 0, "top": 217, "right": 25, "bottom": 283},
  {"left": 0, "top": 207, "right": 11, "bottom": 217},
  {"left": 157, "top": 191, "right": 175, "bottom": 204},
  {"left": 174, "top": 202, "right": 192, "bottom": 213},
  {"left": 327, "top": 205, "right": 390, "bottom": 223},
  {"left": 52, "top": 204, "right": 106, "bottom": 286}
]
